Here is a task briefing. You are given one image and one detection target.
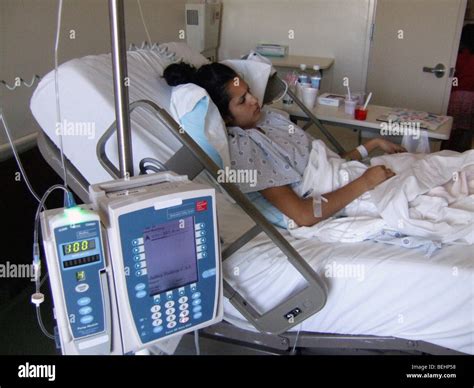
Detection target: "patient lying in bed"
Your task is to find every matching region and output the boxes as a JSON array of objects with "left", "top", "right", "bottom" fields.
[{"left": 164, "top": 62, "right": 474, "bottom": 245}]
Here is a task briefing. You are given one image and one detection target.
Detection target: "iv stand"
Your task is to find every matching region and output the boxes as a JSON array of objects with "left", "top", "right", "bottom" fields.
[{"left": 108, "top": 0, "right": 133, "bottom": 178}]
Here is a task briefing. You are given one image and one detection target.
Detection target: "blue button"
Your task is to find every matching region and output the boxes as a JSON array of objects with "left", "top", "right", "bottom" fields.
[
  {"left": 132, "top": 239, "right": 139, "bottom": 246},
  {"left": 203, "top": 268, "right": 216, "bottom": 278},
  {"left": 192, "top": 292, "right": 201, "bottom": 299},
  {"left": 193, "top": 312, "right": 202, "bottom": 320},
  {"left": 201, "top": 245, "right": 207, "bottom": 251},
  {"left": 133, "top": 247, "right": 139, "bottom": 254},
  {"left": 77, "top": 297, "right": 91, "bottom": 306},
  {"left": 192, "top": 299, "right": 201, "bottom": 306},
  {"left": 135, "top": 270, "right": 142, "bottom": 276},
  {"left": 135, "top": 283, "right": 146, "bottom": 291},
  {"left": 200, "top": 223, "right": 205, "bottom": 228},
  {"left": 79, "top": 306, "right": 92, "bottom": 315},
  {"left": 192, "top": 306, "right": 202, "bottom": 313},
  {"left": 136, "top": 290, "right": 147, "bottom": 299},
  {"left": 202, "top": 252, "right": 207, "bottom": 258},
  {"left": 201, "top": 237, "right": 206, "bottom": 243},
  {"left": 200, "top": 230, "right": 206, "bottom": 236},
  {"left": 80, "top": 315, "right": 94, "bottom": 324},
  {"left": 134, "top": 263, "right": 142, "bottom": 269},
  {"left": 134, "top": 255, "right": 141, "bottom": 261},
  {"left": 153, "top": 326, "right": 163, "bottom": 334}
]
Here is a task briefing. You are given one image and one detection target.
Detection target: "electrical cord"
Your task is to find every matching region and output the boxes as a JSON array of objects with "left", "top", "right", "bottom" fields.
[
  {"left": 290, "top": 323, "right": 303, "bottom": 355},
  {"left": 139, "top": 157, "right": 168, "bottom": 174},
  {"left": 1, "top": 75, "right": 41, "bottom": 91},
  {"left": 137, "top": 0, "right": 152, "bottom": 44},
  {"left": 272, "top": 79, "right": 289, "bottom": 103},
  {"left": 194, "top": 330, "right": 201, "bottom": 355}
]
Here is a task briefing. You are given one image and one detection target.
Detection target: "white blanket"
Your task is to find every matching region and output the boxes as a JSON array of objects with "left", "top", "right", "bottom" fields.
[{"left": 288, "top": 140, "right": 474, "bottom": 244}]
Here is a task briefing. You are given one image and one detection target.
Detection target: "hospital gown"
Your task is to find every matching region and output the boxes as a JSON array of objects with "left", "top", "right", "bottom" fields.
[{"left": 227, "top": 107, "right": 312, "bottom": 193}]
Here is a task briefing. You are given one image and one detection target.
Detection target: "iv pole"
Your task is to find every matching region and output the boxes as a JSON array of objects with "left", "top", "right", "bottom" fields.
[{"left": 108, "top": 0, "right": 133, "bottom": 178}]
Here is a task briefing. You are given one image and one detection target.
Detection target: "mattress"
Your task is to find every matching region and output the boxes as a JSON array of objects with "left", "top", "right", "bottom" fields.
[{"left": 31, "top": 46, "right": 474, "bottom": 355}]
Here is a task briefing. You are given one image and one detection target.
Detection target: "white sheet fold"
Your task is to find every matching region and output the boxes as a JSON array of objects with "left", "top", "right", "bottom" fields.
[{"left": 370, "top": 150, "right": 474, "bottom": 243}]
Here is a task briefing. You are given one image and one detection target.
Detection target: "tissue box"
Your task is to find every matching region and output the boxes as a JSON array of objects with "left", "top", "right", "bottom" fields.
[
  {"left": 255, "top": 44, "right": 288, "bottom": 57},
  {"left": 317, "top": 93, "right": 345, "bottom": 107}
]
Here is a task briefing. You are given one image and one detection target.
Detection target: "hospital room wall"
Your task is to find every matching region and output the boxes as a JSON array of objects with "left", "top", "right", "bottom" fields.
[
  {"left": 0, "top": 0, "right": 186, "bottom": 157},
  {"left": 218, "top": 0, "right": 373, "bottom": 95}
]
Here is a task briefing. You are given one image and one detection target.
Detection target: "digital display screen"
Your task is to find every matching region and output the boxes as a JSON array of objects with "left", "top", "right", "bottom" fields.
[
  {"left": 62, "top": 239, "right": 96, "bottom": 255},
  {"left": 144, "top": 216, "right": 198, "bottom": 295},
  {"left": 63, "top": 254, "right": 100, "bottom": 268}
]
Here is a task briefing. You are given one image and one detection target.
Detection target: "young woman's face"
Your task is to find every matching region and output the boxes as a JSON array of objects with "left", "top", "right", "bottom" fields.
[{"left": 225, "top": 78, "right": 262, "bottom": 129}]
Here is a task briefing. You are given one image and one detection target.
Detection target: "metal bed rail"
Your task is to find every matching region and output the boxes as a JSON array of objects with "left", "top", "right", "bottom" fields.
[
  {"left": 200, "top": 321, "right": 464, "bottom": 355},
  {"left": 263, "top": 74, "right": 346, "bottom": 154}
]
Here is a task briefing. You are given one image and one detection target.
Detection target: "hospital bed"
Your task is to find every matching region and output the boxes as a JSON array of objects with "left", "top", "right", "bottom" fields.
[{"left": 31, "top": 43, "right": 473, "bottom": 355}]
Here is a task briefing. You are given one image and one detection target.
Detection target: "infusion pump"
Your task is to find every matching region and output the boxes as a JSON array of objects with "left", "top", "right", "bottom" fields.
[{"left": 41, "top": 172, "right": 223, "bottom": 355}]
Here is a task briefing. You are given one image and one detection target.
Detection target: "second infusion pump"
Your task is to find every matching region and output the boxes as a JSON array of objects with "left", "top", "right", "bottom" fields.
[{"left": 41, "top": 173, "right": 223, "bottom": 355}]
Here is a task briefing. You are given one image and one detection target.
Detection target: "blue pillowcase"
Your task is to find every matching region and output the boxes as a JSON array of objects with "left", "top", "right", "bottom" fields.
[
  {"left": 179, "top": 97, "right": 287, "bottom": 229},
  {"left": 180, "top": 96, "right": 223, "bottom": 168}
]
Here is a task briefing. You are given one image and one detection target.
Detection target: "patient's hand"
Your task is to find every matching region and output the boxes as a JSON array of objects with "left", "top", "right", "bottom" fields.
[
  {"left": 375, "top": 138, "right": 407, "bottom": 154},
  {"left": 362, "top": 165, "right": 395, "bottom": 190}
]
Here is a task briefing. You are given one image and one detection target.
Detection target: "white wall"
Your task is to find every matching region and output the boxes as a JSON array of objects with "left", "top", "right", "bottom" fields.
[
  {"left": 1, "top": 0, "right": 374, "bottom": 153},
  {"left": 218, "top": 0, "right": 374, "bottom": 94},
  {"left": 0, "top": 0, "right": 187, "bottom": 148}
]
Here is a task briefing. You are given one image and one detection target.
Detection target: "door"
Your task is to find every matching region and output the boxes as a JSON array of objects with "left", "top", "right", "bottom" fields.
[{"left": 366, "top": 0, "right": 467, "bottom": 114}]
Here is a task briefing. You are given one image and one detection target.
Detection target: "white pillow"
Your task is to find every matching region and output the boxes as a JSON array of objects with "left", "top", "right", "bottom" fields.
[{"left": 220, "top": 59, "right": 273, "bottom": 107}]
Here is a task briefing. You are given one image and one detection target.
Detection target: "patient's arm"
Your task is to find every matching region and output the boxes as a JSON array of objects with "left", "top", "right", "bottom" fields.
[
  {"left": 260, "top": 166, "right": 395, "bottom": 227},
  {"left": 341, "top": 138, "right": 406, "bottom": 161}
]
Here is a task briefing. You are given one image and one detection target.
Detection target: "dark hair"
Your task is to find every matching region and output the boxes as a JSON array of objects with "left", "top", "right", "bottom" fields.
[
  {"left": 163, "top": 62, "right": 238, "bottom": 122},
  {"left": 460, "top": 24, "right": 474, "bottom": 54}
]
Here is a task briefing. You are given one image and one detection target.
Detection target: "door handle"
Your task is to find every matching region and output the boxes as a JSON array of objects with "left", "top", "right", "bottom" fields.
[{"left": 422, "top": 63, "right": 445, "bottom": 78}]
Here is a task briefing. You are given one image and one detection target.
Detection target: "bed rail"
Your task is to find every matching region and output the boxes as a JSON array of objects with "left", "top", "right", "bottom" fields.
[
  {"left": 264, "top": 75, "right": 345, "bottom": 154},
  {"left": 96, "top": 99, "right": 327, "bottom": 335}
]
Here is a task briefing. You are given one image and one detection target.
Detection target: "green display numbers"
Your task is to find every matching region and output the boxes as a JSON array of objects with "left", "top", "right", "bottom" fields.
[{"left": 62, "top": 239, "right": 96, "bottom": 255}]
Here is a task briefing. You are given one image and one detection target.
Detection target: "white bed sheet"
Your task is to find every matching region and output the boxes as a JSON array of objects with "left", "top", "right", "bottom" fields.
[
  {"left": 215, "top": 194, "right": 474, "bottom": 355},
  {"left": 31, "top": 46, "right": 474, "bottom": 355}
]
